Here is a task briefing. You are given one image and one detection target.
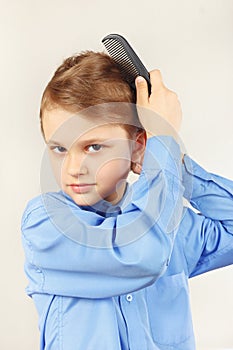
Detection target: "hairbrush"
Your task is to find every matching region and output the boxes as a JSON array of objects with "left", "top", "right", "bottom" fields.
[{"left": 102, "top": 33, "right": 151, "bottom": 95}]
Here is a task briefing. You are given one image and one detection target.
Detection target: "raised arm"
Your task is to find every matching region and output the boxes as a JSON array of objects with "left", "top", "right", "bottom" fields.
[
  {"left": 134, "top": 71, "right": 233, "bottom": 277},
  {"left": 180, "top": 155, "right": 233, "bottom": 276}
]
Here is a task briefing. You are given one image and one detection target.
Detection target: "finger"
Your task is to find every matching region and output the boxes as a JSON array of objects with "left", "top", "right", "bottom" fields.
[
  {"left": 149, "top": 69, "right": 165, "bottom": 92},
  {"left": 135, "top": 76, "right": 149, "bottom": 106}
]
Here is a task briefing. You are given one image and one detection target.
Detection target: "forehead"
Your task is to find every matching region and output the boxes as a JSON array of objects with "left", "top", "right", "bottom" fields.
[{"left": 43, "top": 108, "right": 128, "bottom": 145}]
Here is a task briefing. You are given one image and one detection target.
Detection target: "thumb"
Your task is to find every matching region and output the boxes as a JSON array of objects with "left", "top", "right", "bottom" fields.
[{"left": 135, "top": 76, "right": 149, "bottom": 106}]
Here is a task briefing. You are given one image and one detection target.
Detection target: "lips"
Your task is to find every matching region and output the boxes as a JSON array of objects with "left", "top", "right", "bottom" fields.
[{"left": 69, "top": 183, "right": 95, "bottom": 194}]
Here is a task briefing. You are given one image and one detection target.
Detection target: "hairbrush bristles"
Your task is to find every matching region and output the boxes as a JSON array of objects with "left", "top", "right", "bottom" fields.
[{"left": 102, "top": 34, "right": 151, "bottom": 95}]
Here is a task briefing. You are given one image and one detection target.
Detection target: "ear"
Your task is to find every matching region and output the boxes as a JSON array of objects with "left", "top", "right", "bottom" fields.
[{"left": 131, "top": 130, "right": 147, "bottom": 164}]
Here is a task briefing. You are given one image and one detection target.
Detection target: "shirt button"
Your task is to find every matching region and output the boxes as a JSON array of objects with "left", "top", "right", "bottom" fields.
[{"left": 126, "top": 294, "right": 133, "bottom": 302}]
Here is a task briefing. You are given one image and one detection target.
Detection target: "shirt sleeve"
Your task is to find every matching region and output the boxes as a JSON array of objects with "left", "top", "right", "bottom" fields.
[
  {"left": 21, "top": 136, "right": 185, "bottom": 299},
  {"left": 180, "top": 154, "right": 233, "bottom": 277}
]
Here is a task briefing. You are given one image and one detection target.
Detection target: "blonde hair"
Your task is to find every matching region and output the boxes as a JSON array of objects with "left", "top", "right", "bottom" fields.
[{"left": 40, "top": 51, "right": 144, "bottom": 136}]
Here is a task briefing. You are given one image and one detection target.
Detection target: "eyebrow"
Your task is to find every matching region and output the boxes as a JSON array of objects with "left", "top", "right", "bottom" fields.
[
  {"left": 46, "top": 139, "right": 67, "bottom": 145},
  {"left": 46, "top": 137, "right": 111, "bottom": 146},
  {"left": 46, "top": 139, "right": 62, "bottom": 145}
]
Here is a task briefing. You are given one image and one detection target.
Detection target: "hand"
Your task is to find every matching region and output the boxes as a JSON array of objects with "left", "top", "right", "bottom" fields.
[
  {"left": 135, "top": 70, "right": 182, "bottom": 134},
  {"left": 131, "top": 70, "right": 184, "bottom": 175}
]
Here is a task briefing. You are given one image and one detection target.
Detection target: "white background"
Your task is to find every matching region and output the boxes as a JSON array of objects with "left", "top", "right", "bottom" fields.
[{"left": 1, "top": 0, "right": 233, "bottom": 349}]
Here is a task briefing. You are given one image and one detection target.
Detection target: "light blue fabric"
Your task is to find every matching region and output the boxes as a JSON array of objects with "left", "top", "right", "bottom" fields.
[{"left": 21, "top": 136, "right": 233, "bottom": 350}]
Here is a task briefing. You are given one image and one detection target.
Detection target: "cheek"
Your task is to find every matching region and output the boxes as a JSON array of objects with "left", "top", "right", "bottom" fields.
[
  {"left": 48, "top": 154, "right": 64, "bottom": 185},
  {"left": 96, "top": 158, "right": 131, "bottom": 181},
  {"left": 50, "top": 155, "right": 62, "bottom": 182}
]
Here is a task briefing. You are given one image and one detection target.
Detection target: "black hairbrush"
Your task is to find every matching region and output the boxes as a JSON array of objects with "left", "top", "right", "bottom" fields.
[{"left": 102, "top": 33, "right": 151, "bottom": 95}]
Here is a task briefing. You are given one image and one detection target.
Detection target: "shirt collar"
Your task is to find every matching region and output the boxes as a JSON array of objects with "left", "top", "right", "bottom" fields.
[{"left": 60, "top": 182, "right": 131, "bottom": 218}]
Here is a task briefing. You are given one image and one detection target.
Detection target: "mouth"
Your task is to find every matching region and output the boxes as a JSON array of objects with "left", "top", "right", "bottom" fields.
[{"left": 68, "top": 183, "right": 95, "bottom": 194}]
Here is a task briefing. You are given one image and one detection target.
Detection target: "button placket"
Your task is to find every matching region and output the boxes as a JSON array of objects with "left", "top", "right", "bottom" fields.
[{"left": 119, "top": 293, "right": 146, "bottom": 349}]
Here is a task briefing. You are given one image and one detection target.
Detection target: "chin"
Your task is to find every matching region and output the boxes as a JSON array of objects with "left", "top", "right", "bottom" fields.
[{"left": 70, "top": 193, "right": 102, "bottom": 207}]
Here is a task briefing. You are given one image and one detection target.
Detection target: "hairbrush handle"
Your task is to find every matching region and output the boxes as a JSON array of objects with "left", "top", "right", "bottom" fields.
[{"left": 102, "top": 33, "right": 151, "bottom": 95}]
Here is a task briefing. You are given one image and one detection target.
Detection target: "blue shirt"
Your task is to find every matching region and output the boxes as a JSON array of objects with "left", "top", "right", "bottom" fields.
[{"left": 21, "top": 136, "right": 233, "bottom": 350}]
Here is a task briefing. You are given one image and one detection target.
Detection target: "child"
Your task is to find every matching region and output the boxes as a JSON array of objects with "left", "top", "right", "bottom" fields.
[{"left": 21, "top": 51, "right": 233, "bottom": 350}]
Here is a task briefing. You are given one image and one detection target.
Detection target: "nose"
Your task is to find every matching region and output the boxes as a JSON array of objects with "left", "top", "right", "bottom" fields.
[{"left": 65, "top": 153, "right": 88, "bottom": 177}]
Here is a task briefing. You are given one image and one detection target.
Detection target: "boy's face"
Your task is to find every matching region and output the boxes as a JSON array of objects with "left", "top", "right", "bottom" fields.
[{"left": 43, "top": 108, "right": 140, "bottom": 206}]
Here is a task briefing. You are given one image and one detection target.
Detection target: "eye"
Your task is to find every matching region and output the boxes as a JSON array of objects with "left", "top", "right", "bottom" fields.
[
  {"left": 86, "top": 144, "right": 103, "bottom": 153},
  {"left": 50, "top": 146, "right": 67, "bottom": 154}
]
